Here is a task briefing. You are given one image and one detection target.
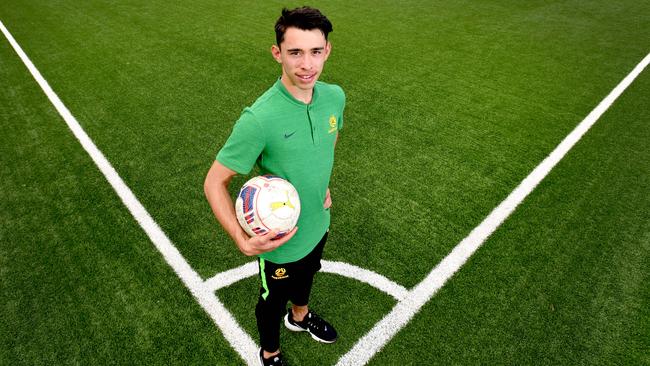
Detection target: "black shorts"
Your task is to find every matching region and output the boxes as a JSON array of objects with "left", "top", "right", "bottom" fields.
[
  {"left": 256, "top": 231, "right": 328, "bottom": 351},
  {"left": 258, "top": 231, "right": 327, "bottom": 305}
]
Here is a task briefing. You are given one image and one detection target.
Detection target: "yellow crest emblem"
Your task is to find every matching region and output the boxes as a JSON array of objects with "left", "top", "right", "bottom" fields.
[
  {"left": 274, "top": 268, "right": 287, "bottom": 279},
  {"left": 328, "top": 115, "right": 337, "bottom": 133}
]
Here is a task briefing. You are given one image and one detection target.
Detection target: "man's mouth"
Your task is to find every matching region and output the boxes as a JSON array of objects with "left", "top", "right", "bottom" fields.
[{"left": 297, "top": 73, "right": 316, "bottom": 82}]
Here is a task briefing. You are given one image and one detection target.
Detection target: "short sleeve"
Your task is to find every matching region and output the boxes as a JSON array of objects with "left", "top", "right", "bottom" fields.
[
  {"left": 216, "top": 109, "right": 265, "bottom": 174},
  {"left": 336, "top": 86, "right": 345, "bottom": 130}
]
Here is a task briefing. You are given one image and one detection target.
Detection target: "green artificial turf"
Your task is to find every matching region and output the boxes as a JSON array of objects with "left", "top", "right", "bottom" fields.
[
  {"left": 0, "top": 38, "right": 240, "bottom": 365},
  {"left": 1, "top": 0, "right": 649, "bottom": 364},
  {"left": 371, "top": 60, "right": 650, "bottom": 366}
]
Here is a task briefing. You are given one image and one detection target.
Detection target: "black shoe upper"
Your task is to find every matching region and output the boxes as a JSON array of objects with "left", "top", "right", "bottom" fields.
[
  {"left": 290, "top": 309, "right": 338, "bottom": 343},
  {"left": 259, "top": 349, "right": 285, "bottom": 366}
]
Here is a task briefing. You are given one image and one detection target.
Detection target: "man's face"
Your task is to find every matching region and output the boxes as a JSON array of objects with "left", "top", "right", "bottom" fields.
[{"left": 272, "top": 27, "right": 331, "bottom": 92}]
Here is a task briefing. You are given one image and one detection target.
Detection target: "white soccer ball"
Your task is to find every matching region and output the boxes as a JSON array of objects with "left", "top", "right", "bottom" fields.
[{"left": 235, "top": 175, "right": 301, "bottom": 239}]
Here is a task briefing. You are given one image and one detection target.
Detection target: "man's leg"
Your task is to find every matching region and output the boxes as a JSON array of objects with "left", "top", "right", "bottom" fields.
[
  {"left": 256, "top": 258, "right": 289, "bottom": 358},
  {"left": 288, "top": 275, "right": 316, "bottom": 322},
  {"left": 288, "top": 231, "right": 327, "bottom": 316},
  {"left": 285, "top": 268, "right": 338, "bottom": 344},
  {"left": 284, "top": 232, "right": 337, "bottom": 343}
]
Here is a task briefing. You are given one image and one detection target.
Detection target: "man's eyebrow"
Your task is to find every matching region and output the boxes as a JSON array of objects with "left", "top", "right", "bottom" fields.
[{"left": 286, "top": 47, "right": 325, "bottom": 52}]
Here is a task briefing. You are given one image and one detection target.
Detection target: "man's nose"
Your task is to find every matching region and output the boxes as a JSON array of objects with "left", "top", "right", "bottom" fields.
[{"left": 299, "top": 54, "right": 313, "bottom": 70}]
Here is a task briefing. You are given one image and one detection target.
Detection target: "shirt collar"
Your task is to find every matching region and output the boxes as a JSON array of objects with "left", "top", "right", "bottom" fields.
[{"left": 274, "top": 78, "right": 319, "bottom": 106}]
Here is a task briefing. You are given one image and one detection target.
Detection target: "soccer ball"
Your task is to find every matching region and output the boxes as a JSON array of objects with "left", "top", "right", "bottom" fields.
[{"left": 235, "top": 175, "right": 301, "bottom": 239}]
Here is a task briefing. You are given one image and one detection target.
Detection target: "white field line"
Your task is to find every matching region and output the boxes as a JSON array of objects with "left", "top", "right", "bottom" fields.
[
  {"left": 1, "top": 21, "right": 258, "bottom": 366},
  {"left": 204, "top": 261, "right": 259, "bottom": 292},
  {"left": 321, "top": 261, "right": 408, "bottom": 300},
  {"left": 336, "top": 52, "right": 650, "bottom": 365},
  {"left": 204, "top": 260, "right": 409, "bottom": 301}
]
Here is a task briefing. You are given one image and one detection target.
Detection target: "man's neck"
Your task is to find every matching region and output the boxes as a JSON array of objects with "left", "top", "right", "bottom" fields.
[{"left": 281, "top": 75, "right": 313, "bottom": 104}]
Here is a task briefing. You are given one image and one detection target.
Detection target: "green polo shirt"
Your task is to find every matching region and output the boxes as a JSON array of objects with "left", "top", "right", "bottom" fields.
[{"left": 217, "top": 79, "right": 345, "bottom": 264}]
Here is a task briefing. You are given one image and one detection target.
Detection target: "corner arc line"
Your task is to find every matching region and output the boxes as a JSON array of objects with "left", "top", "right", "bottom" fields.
[{"left": 203, "top": 260, "right": 409, "bottom": 301}]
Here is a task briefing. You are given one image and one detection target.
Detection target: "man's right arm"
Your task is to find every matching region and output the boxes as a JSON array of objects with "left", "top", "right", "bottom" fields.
[{"left": 203, "top": 160, "right": 296, "bottom": 256}]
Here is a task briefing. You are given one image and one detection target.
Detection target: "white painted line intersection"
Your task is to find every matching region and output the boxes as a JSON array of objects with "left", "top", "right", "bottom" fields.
[{"left": 336, "top": 52, "right": 650, "bottom": 365}]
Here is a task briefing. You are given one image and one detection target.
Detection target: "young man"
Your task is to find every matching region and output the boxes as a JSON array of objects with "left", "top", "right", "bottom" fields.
[{"left": 204, "top": 7, "right": 345, "bottom": 366}]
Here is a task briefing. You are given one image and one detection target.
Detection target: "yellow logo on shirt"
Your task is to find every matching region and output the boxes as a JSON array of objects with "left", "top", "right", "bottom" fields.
[{"left": 328, "top": 115, "right": 337, "bottom": 133}]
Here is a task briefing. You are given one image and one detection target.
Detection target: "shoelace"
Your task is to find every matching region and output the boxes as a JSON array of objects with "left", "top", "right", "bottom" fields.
[{"left": 305, "top": 312, "right": 328, "bottom": 332}]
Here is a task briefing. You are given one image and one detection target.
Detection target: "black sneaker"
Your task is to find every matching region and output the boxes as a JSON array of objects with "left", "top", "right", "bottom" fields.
[
  {"left": 284, "top": 308, "right": 337, "bottom": 343},
  {"left": 258, "top": 348, "right": 285, "bottom": 366}
]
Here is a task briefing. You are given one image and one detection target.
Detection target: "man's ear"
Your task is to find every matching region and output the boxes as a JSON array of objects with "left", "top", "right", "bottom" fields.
[
  {"left": 271, "top": 45, "right": 282, "bottom": 63},
  {"left": 324, "top": 41, "right": 332, "bottom": 59}
]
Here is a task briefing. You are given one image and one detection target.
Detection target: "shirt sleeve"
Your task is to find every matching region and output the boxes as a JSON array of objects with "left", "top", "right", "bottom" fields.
[
  {"left": 216, "top": 109, "right": 265, "bottom": 174},
  {"left": 337, "top": 85, "right": 345, "bottom": 130}
]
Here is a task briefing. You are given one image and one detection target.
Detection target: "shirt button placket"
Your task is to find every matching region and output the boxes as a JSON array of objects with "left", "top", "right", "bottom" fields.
[{"left": 307, "top": 105, "right": 319, "bottom": 146}]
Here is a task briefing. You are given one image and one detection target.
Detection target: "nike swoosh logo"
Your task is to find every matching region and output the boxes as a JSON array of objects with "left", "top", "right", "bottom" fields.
[{"left": 284, "top": 131, "right": 296, "bottom": 139}]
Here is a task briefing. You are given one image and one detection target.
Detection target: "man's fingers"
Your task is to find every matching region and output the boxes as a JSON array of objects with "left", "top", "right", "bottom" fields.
[
  {"left": 248, "top": 227, "right": 298, "bottom": 254},
  {"left": 323, "top": 188, "right": 332, "bottom": 209},
  {"left": 282, "top": 226, "right": 298, "bottom": 241},
  {"left": 269, "top": 227, "right": 298, "bottom": 245}
]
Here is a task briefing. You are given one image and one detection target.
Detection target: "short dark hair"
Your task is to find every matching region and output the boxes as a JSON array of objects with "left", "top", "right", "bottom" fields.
[{"left": 274, "top": 6, "right": 333, "bottom": 47}]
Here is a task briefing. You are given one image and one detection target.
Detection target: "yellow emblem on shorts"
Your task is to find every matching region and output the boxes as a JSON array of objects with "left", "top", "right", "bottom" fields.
[
  {"left": 273, "top": 268, "right": 288, "bottom": 279},
  {"left": 328, "top": 115, "right": 337, "bottom": 133}
]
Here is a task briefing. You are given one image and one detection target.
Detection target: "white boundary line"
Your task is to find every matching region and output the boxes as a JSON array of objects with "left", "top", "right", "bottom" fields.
[
  {"left": 204, "top": 260, "right": 409, "bottom": 301},
  {"left": 322, "top": 260, "right": 409, "bottom": 301},
  {"left": 1, "top": 20, "right": 257, "bottom": 366},
  {"left": 4, "top": 17, "right": 648, "bottom": 366},
  {"left": 204, "top": 261, "right": 259, "bottom": 292},
  {"left": 335, "top": 52, "right": 650, "bottom": 365}
]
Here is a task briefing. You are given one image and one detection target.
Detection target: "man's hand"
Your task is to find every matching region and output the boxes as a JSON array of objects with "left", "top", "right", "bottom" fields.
[
  {"left": 237, "top": 227, "right": 298, "bottom": 256},
  {"left": 324, "top": 188, "right": 332, "bottom": 209}
]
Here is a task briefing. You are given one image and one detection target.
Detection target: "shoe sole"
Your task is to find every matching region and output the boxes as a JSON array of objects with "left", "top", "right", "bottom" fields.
[
  {"left": 257, "top": 348, "right": 264, "bottom": 366},
  {"left": 283, "top": 314, "right": 337, "bottom": 344}
]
